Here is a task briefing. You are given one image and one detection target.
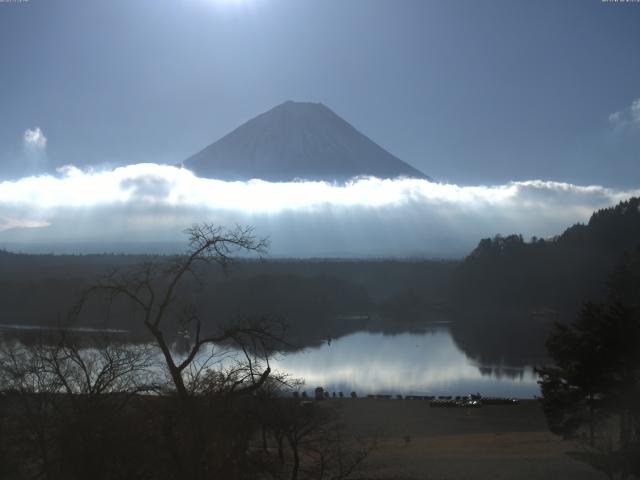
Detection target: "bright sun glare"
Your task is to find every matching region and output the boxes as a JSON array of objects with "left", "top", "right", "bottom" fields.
[{"left": 205, "top": 0, "right": 255, "bottom": 8}]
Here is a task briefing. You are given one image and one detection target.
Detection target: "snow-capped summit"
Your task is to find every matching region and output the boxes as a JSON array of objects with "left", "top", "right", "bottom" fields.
[{"left": 182, "top": 101, "right": 429, "bottom": 182}]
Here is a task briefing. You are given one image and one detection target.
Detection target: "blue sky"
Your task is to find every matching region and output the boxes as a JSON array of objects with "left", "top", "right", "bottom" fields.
[{"left": 0, "top": 0, "right": 639, "bottom": 186}]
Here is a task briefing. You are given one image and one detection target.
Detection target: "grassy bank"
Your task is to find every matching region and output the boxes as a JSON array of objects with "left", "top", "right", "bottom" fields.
[{"left": 327, "top": 399, "right": 604, "bottom": 479}]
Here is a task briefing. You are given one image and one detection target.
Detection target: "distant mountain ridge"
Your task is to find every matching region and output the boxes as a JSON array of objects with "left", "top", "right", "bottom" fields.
[{"left": 182, "top": 101, "right": 429, "bottom": 182}]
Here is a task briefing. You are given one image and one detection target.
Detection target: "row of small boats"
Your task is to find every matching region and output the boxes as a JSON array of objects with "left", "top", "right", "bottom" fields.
[
  {"left": 359, "top": 393, "right": 520, "bottom": 406},
  {"left": 295, "top": 389, "right": 521, "bottom": 406}
]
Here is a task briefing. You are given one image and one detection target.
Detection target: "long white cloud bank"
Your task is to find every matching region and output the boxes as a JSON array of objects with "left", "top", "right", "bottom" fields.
[{"left": 0, "top": 163, "right": 638, "bottom": 257}]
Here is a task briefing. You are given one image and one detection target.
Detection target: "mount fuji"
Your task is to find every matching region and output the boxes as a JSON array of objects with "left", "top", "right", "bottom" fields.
[{"left": 182, "top": 101, "right": 429, "bottom": 182}]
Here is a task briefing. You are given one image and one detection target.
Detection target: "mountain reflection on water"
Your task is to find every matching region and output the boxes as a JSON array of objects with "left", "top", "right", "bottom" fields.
[{"left": 272, "top": 329, "right": 540, "bottom": 398}]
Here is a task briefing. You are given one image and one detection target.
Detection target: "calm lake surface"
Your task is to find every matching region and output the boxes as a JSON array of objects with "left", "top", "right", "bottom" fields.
[
  {"left": 271, "top": 329, "right": 540, "bottom": 398},
  {"left": 1, "top": 324, "right": 541, "bottom": 398}
]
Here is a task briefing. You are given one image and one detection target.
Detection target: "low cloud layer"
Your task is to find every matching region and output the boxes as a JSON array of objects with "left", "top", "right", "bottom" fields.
[{"left": 0, "top": 164, "right": 638, "bottom": 257}]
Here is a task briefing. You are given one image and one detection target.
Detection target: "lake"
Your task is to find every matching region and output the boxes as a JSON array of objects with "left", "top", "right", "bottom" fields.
[
  {"left": 0, "top": 324, "right": 541, "bottom": 398},
  {"left": 271, "top": 328, "right": 540, "bottom": 398}
]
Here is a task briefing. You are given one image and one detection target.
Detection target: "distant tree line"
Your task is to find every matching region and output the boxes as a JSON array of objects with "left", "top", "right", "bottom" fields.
[{"left": 0, "top": 249, "right": 456, "bottom": 358}]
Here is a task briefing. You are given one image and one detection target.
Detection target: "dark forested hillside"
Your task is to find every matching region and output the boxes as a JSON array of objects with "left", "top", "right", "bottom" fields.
[{"left": 449, "top": 197, "right": 640, "bottom": 363}]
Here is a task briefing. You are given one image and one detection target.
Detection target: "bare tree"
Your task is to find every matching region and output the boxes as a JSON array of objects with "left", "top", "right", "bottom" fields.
[
  {"left": 70, "top": 224, "right": 290, "bottom": 479},
  {"left": 1, "top": 338, "right": 67, "bottom": 480},
  {"left": 79, "top": 224, "right": 275, "bottom": 400},
  {"left": 254, "top": 380, "right": 374, "bottom": 480},
  {"left": 0, "top": 334, "right": 157, "bottom": 480}
]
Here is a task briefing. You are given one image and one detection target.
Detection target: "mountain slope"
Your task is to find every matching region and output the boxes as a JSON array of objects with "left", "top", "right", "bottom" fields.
[{"left": 182, "top": 101, "right": 429, "bottom": 182}]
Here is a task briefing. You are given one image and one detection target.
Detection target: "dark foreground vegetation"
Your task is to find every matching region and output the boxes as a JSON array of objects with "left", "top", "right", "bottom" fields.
[
  {"left": 536, "top": 247, "right": 640, "bottom": 479},
  {"left": 0, "top": 337, "right": 371, "bottom": 480},
  {"left": 0, "top": 225, "right": 371, "bottom": 480}
]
